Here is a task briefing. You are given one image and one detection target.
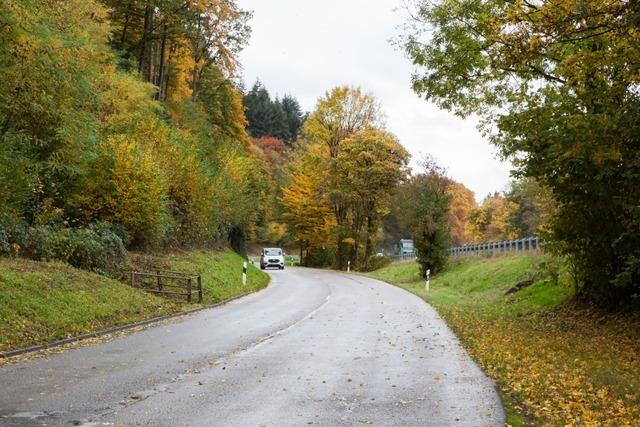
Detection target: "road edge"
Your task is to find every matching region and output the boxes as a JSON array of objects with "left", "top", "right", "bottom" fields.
[
  {"left": 1, "top": 283, "right": 269, "bottom": 359},
  {"left": 353, "top": 271, "right": 508, "bottom": 425}
]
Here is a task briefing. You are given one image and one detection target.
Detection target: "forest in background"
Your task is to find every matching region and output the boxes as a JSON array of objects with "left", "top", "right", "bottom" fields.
[
  {"left": 0, "top": 0, "right": 271, "bottom": 274},
  {"left": 0, "top": 0, "right": 565, "bottom": 283}
]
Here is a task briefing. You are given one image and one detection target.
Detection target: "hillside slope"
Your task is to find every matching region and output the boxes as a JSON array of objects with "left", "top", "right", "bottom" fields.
[{"left": 0, "top": 250, "right": 268, "bottom": 353}]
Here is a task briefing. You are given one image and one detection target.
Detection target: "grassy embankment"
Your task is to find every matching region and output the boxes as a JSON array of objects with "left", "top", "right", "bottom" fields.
[
  {"left": 367, "top": 254, "right": 640, "bottom": 426},
  {"left": 0, "top": 250, "right": 269, "bottom": 353}
]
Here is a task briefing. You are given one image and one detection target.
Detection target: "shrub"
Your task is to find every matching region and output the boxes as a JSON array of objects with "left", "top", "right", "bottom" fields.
[
  {"left": 23, "top": 223, "right": 126, "bottom": 274},
  {"left": 362, "top": 255, "right": 392, "bottom": 272},
  {"left": 304, "top": 247, "right": 334, "bottom": 268},
  {"left": 0, "top": 214, "right": 28, "bottom": 256}
]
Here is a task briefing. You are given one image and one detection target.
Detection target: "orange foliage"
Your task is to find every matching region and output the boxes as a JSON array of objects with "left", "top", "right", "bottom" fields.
[
  {"left": 447, "top": 182, "right": 477, "bottom": 245},
  {"left": 253, "top": 136, "right": 287, "bottom": 163}
]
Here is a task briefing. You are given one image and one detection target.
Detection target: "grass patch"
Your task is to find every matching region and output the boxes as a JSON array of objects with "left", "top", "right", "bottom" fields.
[
  {"left": 367, "top": 254, "right": 640, "bottom": 426},
  {"left": 160, "top": 250, "right": 269, "bottom": 304},
  {"left": 0, "top": 258, "right": 178, "bottom": 352},
  {"left": 1, "top": 250, "right": 269, "bottom": 352}
]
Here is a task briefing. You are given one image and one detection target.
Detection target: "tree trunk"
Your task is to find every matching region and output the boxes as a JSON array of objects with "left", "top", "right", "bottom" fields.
[
  {"left": 229, "top": 226, "right": 247, "bottom": 259},
  {"left": 120, "top": 0, "right": 133, "bottom": 50},
  {"left": 191, "top": 62, "right": 200, "bottom": 101},
  {"left": 145, "top": 10, "right": 155, "bottom": 83},
  {"left": 364, "top": 215, "right": 375, "bottom": 262},
  {"left": 138, "top": 3, "right": 153, "bottom": 79},
  {"left": 156, "top": 25, "right": 168, "bottom": 100}
]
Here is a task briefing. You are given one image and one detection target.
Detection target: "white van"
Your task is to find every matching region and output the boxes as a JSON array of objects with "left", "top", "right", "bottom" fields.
[{"left": 260, "top": 248, "right": 285, "bottom": 270}]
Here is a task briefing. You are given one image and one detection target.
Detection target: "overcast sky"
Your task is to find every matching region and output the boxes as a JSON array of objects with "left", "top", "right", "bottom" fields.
[{"left": 237, "top": 0, "right": 513, "bottom": 200}]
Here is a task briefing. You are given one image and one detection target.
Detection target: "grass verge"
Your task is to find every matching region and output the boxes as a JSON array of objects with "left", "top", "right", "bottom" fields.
[
  {"left": 0, "top": 250, "right": 269, "bottom": 352},
  {"left": 366, "top": 254, "right": 640, "bottom": 426}
]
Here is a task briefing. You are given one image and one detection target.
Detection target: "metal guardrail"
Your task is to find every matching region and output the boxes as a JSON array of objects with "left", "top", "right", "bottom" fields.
[
  {"left": 390, "top": 253, "right": 418, "bottom": 263},
  {"left": 448, "top": 236, "right": 542, "bottom": 257}
]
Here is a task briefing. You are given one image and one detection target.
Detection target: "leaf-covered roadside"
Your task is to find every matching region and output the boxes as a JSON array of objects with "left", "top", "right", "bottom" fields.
[
  {"left": 367, "top": 256, "right": 640, "bottom": 426},
  {"left": 442, "top": 307, "right": 640, "bottom": 426}
]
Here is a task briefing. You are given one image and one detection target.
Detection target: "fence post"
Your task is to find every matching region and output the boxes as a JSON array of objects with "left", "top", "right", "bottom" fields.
[
  {"left": 156, "top": 270, "right": 162, "bottom": 293},
  {"left": 130, "top": 272, "right": 135, "bottom": 287},
  {"left": 197, "top": 275, "right": 202, "bottom": 303},
  {"left": 425, "top": 269, "right": 431, "bottom": 292},
  {"left": 347, "top": 261, "right": 351, "bottom": 272},
  {"left": 242, "top": 262, "right": 247, "bottom": 285},
  {"left": 187, "top": 277, "right": 192, "bottom": 303}
]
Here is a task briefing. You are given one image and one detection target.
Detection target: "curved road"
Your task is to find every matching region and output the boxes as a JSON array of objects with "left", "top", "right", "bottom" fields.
[{"left": 0, "top": 268, "right": 504, "bottom": 426}]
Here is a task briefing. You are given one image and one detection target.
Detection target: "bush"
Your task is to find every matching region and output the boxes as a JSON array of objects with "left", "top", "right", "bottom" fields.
[
  {"left": 0, "top": 214, "right": 28, "bottom": 256},
  {"left": 23, "top": 223, "right": 126, "bottom": 274},
  {"left": 304, "top": 247, "right": 334, "bottom": 268},
  {"left": 361, "top": 255, "right": 392, "bottom": 272}
]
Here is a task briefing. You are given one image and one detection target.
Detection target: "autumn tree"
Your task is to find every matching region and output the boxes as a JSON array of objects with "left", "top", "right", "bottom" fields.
[
  {"left": 103, "top": 0, "right": 250, "bottom": 102},
  {"left": 505, "top": 178, "right": 555, "bottom": 239},
  {"left": 280, "top": 172, "right": 334, "bottom": 264},
  {"left": 400, "top": 0, "right": 640, "bottom": 303},
  {"left": 0, "top": 0, "right": 272, "bottom": 262},
  {"left": 397, "top": 157, "right": 451, "bottom": 277},
  {"left": 466, "top": 194, "right": 518, "bottom": 243},
  {"left": 335, "top": 128, "right": 409, "bottom": 267},
  {"left": 447, "top": 182, "right": 477, "bottom": 246},
  {"left": 303, "top": 87, "right": 382, "bottom": 269}
]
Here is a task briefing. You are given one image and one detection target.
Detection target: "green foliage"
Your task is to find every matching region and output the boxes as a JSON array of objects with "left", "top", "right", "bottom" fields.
[
  {"left": 392, "top": 157, "right": 451, "bottom": 276},
  {"left": 243, "top": 81, "right": 304, "bottom": 145},
  {"left": 0, "top": 257, "right": 179, "bottom": 352},
  {"left": 304, "top": 247, "right": 335, "bottom": 268},
  {"left": 0, "top": 0, "right": 271, "bottom": 259},
  {"left": 362, "top": 255, "right": 392, "bottom": 272},
  {"left": 400, "top": 0, "right": 640, "bottom": 304},
  {"left": 280, "top": 95, "right": 305, "bottom": 145},
  {"left": 22, "top": 222, "right": 126, "bottom": 274}
]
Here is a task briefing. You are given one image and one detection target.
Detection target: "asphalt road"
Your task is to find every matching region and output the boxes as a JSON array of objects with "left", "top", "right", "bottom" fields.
[{"left": 0, "top": 268, "right": 504, "bottom": 427}]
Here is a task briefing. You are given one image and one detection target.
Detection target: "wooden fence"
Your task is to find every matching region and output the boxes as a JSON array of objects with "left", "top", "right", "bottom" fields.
[{"left": 130, "top": 270, "right": 202, "bottom": 303}]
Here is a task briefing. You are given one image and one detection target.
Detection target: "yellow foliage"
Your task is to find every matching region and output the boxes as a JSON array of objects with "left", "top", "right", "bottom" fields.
[
  {"left": 447, "top": 182, "right": 477, "bottom": 245},
  {"left": 466, "top": 193, "right": 518, "bottom": 243},
  {"left": 280, "top": 172, "right": 335, "bottom": 251},
  {"left": 442, "top": 307, "right": 640, "bottom": 426}
]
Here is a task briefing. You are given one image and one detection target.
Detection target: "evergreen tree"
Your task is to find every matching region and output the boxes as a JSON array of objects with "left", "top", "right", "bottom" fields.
[
  {"left": 243, "top": 81, "right": 305, "bottom": 145},
  {"left": 281, "top": 95, "right": 304, "bottom": 145}
]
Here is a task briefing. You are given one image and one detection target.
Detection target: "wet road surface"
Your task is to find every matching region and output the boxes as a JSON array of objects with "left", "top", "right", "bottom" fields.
[{"left": 0, "top": 267, "right": 504, "bottom": 426}]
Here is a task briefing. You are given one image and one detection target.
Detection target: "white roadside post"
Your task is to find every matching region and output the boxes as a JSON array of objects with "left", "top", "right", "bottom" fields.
[
  {"left": 347, "top": 261, "right": 351, "bottom": 272},
  {"left": 242, "top": 261, "right": 247, "bottom": 285},
  {"left": 425, "top": 269, "right": 431, "bottom": 292}
]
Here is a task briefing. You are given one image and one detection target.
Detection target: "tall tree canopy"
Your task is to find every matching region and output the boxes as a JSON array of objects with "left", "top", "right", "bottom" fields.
[
  {"left": 400, "top": 0, "right": 640, "bottom": 304},
  {"left": 0, "top": 0, "right": 270, "bottom": 263},
  {"left": 301, "top": 86, "right": 385, "bottom": 269},
  {"left": 243, "top": 81, "right": 305, "bottom": 145},
  {"left": 103, "top": 0, "right": 251, "bottom": 101},
  {"left": 280, "top": 87, "right": 407, "bottom": 270},
  {"left": 391, "top": 157, "right": 451, "bottom": 276}
]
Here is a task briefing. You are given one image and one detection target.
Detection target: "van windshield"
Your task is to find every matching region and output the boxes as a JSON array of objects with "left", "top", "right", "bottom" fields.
[{"left": 264, "top": 249, "right": 282, "bottom": 256}]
